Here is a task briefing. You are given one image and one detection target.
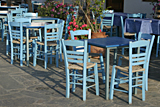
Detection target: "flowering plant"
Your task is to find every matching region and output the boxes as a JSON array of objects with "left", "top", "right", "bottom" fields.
[
  {"left": 150, "top": 0, "right": 160, "bottom": 17},
  {"left": 67, "top": 15, "right": 90, "bottom": 40},
  {"left": 38, "top": 0, "right": 74, "bottom": 20},
  {"left": 75, "top": 0, "right": 105, "bottom": 33}
]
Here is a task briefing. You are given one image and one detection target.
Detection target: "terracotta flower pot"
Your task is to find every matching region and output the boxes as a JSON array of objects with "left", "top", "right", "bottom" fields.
[{"left": 91, "top": 32, "right": 108, "bottom": 57}]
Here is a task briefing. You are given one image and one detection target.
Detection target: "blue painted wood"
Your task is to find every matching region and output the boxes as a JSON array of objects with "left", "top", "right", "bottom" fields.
[
  {"left": 62, "top": 39, "right": 99, "bottom": 101},
  {"left": 138, "top": 32, "right": 155, "bottom": 91},
  {"left": 33, "top": 23, "right": 63, "bottom": 69},
  {"left": 8, "top": 18, "right": 31, "bottom": 66},
  {"left": 58, "top": 19, "right": 65, "bottom": 62},
  {"left": 120, "top": 16, "right": 137, "bottom": 55},
  {"left": 87, "top": 37, "right": 134, "bottom": 48},
  {"left": 127, "top": 13, "right": 143, "bottom": 18},
  {"left": 70, "top": 29, "right": 105, "bottom": 83},
  {"left": 110, "top": 40, "right": 150, "bottom": 104},
  {"left": 64, "top": 14, "right": 72, "bottom": 40},
  {"left": 156, "top": 36, "right": 160, "bottom": 57},
  {"left": 117, "top": 32, "right": 155, "bottom": 92},
  {"left": 100, "top": 13, "right": 114, "bottom": 37}
]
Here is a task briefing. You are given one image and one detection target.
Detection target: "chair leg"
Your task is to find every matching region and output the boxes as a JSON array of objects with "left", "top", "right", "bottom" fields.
[
  {"left": 142, "top": 71, "right": 145, "bottom": 101},
  {"left": 66, "top": 69, "right": 70, "bottom": 98},
  {"left": 83, "top": 69, "right": 87, "bottom": 101},
  {"left": 94, "top": 63, "right": 99, "bottom": 96},
  {"left": 33, "top": 43, "right": 37, "bottom": 66},
  {"left": 99, "top": 53, "right": 105, "bottom": 83},
  {"left": 156, "top": 37, "right": 159, "bottom": 57},
  {"left": 44, "top": 52, "right": 47, "bottom": 69},
  {"left": 11, "top": 43, "right": 13, "bottom": 64},
  {"left": 109, "top": 65, "right": 116, "bottom": 100},
  {"left": 6, "top": 33, "right": 9, "bottom": 55},
  {"left": 20, "top": 41, "right": 23, "bottom": 66},
  {"left": 56, "top": 49, "right": 59, "bottom": 67},
  {"left": 129, "top": 72, "right": 132, "bottom": 104},
  {"left": 72, "top": 70, "right": 76, "bottom": 92}
]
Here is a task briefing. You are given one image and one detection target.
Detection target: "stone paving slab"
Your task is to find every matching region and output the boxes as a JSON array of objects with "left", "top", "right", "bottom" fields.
[{"left": 0, "top": 38, "right": 160, "bottom": 107}]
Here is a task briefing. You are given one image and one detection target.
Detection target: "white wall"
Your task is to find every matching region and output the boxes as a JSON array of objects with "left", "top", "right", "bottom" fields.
[{"left": 124, "top": 0, "right": 154, "bottom": 18}]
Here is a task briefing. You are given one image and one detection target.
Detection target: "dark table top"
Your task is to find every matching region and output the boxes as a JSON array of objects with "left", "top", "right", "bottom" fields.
[{"left": 87, "top": 37, "right": 135, "bottom": 48}]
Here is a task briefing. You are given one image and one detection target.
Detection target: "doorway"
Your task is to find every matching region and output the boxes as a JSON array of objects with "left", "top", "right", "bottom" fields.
[{"left": 106, "top": 0, "right": 124, "bottom": 12}]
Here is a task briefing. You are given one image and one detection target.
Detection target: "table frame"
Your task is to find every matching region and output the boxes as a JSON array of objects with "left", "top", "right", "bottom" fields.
[{"left": 87, "top": 37, "right": 134, "bottom": 100}]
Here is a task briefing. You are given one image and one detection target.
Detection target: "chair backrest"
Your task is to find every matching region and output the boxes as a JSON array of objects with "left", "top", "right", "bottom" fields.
[
  {"left": 127, "top": 13, "right": 142, "bottom": 18},
  {"left": 44, "top": 23, "right": 62, "bottom": 48},
  {"left": 10, "top": 9, "right": 23, "bottom": 22},
  {"left": 129, "top": 40, "right": 150, "bottom": 72},
  {"left": 16, "top": 7, "right": 28, "bottom": 13},
  {"left": 100, "top": 13, "right": 114, "bottom": 31},
  {"left": 8, "top": 18, "right": 31, "bottom": 43},
  {"left": 19, "top": 3, "right": 28, "bottom": 8},
  {"left": 23, "top": 12, "right": 38, "bottom": 17},
  {"left": 138, "top": 32, "right": 155, "bottom": 67},
  {"left": 64, "top": 14, "right": 72, "bottom": 40},
  {"left": 58, "top": 19, "right": 65, "bottom": 40},
  {"left": 62, "top": 39, "right": 88, "bottom": 69},
  {"left": 73, "top": 6, "right": 79, "bottom": 18},
  {"left": 70, "top": 29, "right": 91, "bottom": 52},
  {"left": 102, "top": 10, "right": 114, "bottom": 14}
]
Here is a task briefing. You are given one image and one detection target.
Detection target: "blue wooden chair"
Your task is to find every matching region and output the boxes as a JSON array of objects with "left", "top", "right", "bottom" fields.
[
  {"left": 138, "top": 32, "right": 155, "bottom": 91},
  {"left": 23, "top": 12, "right": 42, "bottom": 42},
  {"left": 16, "top": 7, "right": 28, "bottom": 13},
  {"left": 33, "top": 23, "right": 63, "bottom": 69},
  {"left": 64, "top": 14, "right": 72, "bottom": 40},
  {"left": 73, "top": 6, "right": 79, "bottom": 18},
  {"left": 156, "top": 36, "right": 160, "bottom": 57},
  {"left": 117, "top": 32, "right": 155, "bottom": 91},
  {"left": 58, "top": 20, "right": 65, "bottom": 62},
  {"left": 110, "top": 40, "right": 150, "bottom": 104},
  {"left": 127, "top": 13, "right": 143, "bottom": 18},
  {"left": 62, "top": 39, "right": 99, "bottom": 101},
  {"left": 100, "top": 13, "right": 118, "bottom": 37},
  {"left": 120, "top": 16, "right": 137, "bottom": 55},
  {"left": 70, "top": 29, "right": 105, "bottom": 83},
  {"left": 102, "top": 10, "right": 114, "bottom": 14},
  {"left": 8, "top": 18, "right": 32, "bottom": 66},
  {"left": 1, "top": 9, "right": 23, "bottom": 42}
]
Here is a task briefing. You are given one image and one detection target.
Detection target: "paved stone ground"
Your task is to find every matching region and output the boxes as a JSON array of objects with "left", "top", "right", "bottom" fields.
[{"left": 0, "top": 38, "right": 160, "bottom": 107}]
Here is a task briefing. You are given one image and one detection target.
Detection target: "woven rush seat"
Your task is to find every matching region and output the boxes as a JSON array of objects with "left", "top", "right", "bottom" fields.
[
  {"left": 104, "top": 25, "right": 116, "bottom": 29},
  {"left": 68, "top": 62, "right": 96, "bottom": 70},
  {"left": 30, "top": 36, "right": 38, "bottom": 39},
  {"left": 36, "top": 41, "right": 57, "bottom": 46},
  {"left": 115, "top": 65, "right": 145, "bottom": 73},
  {"left": 124, "top": 32, "right": 136, "bottom": 36},
  {"left": 12, "top": 39, "right": 33, "bottom": 44}
]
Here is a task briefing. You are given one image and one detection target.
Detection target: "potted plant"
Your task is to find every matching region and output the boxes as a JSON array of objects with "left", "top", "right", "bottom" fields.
[
  {"left": 74, "top": 0, "right": 108, "bottom": 55},
  {"left": 67, "top": 15, "right": 91, "bottom": 40},
  {"left": 38, "top": 0, "right": 74, "bottom": 20}
]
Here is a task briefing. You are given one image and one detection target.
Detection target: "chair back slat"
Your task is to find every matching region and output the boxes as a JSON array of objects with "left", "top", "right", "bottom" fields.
[
  {"left": 70, "top": 29, "right": 91, "bottom": 52},
  {"left": 62, "top": 39, "right": 88, "bottom": 66},
  {"left": 23, "top": 12, "right": 38, "bottom": 17},
  {"left": 127, "top": 13, "right": 142, "bottom": 18},
  {"left": 129, "top": 40, "right": 150, "bottom": 69}
]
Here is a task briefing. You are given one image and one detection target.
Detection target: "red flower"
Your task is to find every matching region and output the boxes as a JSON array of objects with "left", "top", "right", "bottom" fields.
[
  {"left": 73, "top": 19, "right": 76, "bottom": 22},
  {"left": 73, "top": 22, "right": 76, "bottom": 26},
  {"left": 80, "top": 27, "right": 82, "bottom": 30},
  {"left": 93, "top": 22, "right": 95, "bottom": 24},
  {"left": 67, "top": 26, "right": 71, "bottom": 30},
  {"left": 75, "top": 25, "right": 78, "bottom": 28},
  {"left": 74, "top": 37, "right": 77, "bottom": 40},
  {"left": 99, "top": 29, "right": 102, "bottom": 32},
  {"left": 73, "top": 28, "right": 76, "bottom": 31},
  {"left": 69, "top": 22, "right": 73, "bottom": 25}
]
